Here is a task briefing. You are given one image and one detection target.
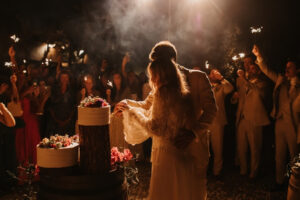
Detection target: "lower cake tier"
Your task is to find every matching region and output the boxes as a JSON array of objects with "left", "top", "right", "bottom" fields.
[
  {"left": 37, "top": 143, "right": 79, "bottom": 168},
  {"left": 38, "top": 169, "right": 126, "bottom": 200}
]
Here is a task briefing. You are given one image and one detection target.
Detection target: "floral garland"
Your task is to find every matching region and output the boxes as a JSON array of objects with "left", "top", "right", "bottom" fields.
[
  {"left": 39, "top": 134, "right": 79, "bottom": 149},
  {"left": 80, "top": 96, "right": 108, "bottom": 108}
]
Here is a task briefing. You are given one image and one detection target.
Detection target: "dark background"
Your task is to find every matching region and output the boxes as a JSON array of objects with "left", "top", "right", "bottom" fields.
[{"left": 0, "top": 0, "right": 299, "bottom": 72}]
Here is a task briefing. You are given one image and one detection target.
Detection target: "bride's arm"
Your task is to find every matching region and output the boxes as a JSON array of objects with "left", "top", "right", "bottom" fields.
[
  {"left": 125, "top": 92, "right": 154, "bottom": 110},
  {"left": 126, "top": 96, "right": 165, "bottom": 137}
]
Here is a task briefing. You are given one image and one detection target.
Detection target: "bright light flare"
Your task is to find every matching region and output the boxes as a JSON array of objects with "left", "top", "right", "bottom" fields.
[
  {"left": 31, "top": 43, "right": 48, "bottom": 61},
  {"left": 23, "top": 70, "right": 27, "bottom": 74}
]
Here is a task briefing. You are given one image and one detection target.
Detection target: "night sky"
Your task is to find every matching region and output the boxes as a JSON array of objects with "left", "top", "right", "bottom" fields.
[{"left": 0, "top": 0, "right": 299, "bottom": 72}]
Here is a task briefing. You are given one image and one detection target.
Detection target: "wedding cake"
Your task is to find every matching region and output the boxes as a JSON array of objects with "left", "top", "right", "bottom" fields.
[{"left": 37, "top": 135, "right": 79, "bottom": 168}]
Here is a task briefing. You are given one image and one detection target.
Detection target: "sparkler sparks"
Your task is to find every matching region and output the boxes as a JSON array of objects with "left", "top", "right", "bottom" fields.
[
  {"left": 250, "top": 26, "right": 263, "bottom": 34},
  {"left": 107, "top": 80, "right": 113, "bottom": 88},
  {"left": 48, "top": 44, "right": 56, "bottom": 48},
  {"left": 205, "top": 60, "right": 209, "bottom": 69},
  {"left": 239, "top": 53, "right": 245, "bottom": 58},
  {"left": 4, "top": 62, "right": 13, "bottom": 67},
  {"left": 79, "top": 50, "right": 85, "bottom": 56},
  {"left": 10, "top": 34, "right": 20, "bottom": 43},
  {"left": 232, "top": 55, "right": 239, "bottom": 61}
]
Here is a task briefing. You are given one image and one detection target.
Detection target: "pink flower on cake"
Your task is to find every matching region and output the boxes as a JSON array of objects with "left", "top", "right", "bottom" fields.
[
  {"left": 80, "top": 96, "right": 109, "bottom": 108},
  {"left": 39, "top": 134, "right": 79, "bottom": 149}
]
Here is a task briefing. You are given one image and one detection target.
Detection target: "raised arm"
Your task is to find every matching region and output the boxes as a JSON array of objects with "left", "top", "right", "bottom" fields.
[
  {"left": 0, "top": 103, "right": 15, "bottom": 127},
  {"left": 221, "top": 79, "right": 234, "bottom": 95},
  {"left": 252, "top": 45, "right": 279, "bottom": 83}
]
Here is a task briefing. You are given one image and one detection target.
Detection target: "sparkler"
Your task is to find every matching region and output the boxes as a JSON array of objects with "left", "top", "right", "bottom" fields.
[
  {"left": 4, "top": 62, "right": 13, "bottom": 67},
  {"left": 250, "top": 26, "right": 263, "bottom": 44},
  {"left": 79, "top": 50, "right": 85, "bottom": 56},
  {"left": 239, "top": 53, "right": 245, "bottom": 58},
  {"left": 232, "top": 55, "right": 239, "bottom": 61},
  {"left": 45, "top": 58, "right": 50, "bottom": 66},
  {"left": 232, "top": 53, "right": 245, "bottom": 61},
  {"left": 47, "top": 44, "right": 56, "bottom": 48},
  {"left": 10, "top": 34, "right": 20, "bottom": 43},
  {"left": 250, "top": 26, "right": 263, "bottom": 34},
  {"left": 205, "top": 60, "right": 209, "bottom": 69},
  {"left": 107, "top": 80, "right": 113, "bottom": 88}
]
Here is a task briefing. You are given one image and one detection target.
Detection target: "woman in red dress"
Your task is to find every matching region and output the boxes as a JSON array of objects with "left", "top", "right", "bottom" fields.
[{"left": 15, "top": 82, "right": 41, "bottom": 165}]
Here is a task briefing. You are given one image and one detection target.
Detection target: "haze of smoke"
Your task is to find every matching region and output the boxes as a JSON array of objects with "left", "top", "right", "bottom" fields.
[{"left": 64, "top": 0, "right": 239, "bottom": 71}]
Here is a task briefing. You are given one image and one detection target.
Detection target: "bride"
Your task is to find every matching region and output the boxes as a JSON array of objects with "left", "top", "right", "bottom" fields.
[{"left": 116, "top": 45, "right": 200, "bottom": 199}]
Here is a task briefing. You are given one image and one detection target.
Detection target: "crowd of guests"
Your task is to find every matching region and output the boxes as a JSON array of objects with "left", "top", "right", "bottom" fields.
[
  {"left": 206, "top": 45, "right": 300, "bottom": 191},
  {"left": 0, "top": 43, "right": 299, "bottom": 194},
  {"left": 0, "top": 46, "right": 150, "bottom": 193}
]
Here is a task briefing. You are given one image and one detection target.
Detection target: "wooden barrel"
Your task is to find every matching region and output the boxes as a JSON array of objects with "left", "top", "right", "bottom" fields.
[
  {"left": 38, "top": 169, "right": 126, "bottom": 200},
  {"left": 78, "top": 106, "right": 111, "bottom": 175},
  {"left": 79, "top": 125, "right": 111, "bottom": 175},
  {"left": 287, "top": 167, "right": 300, "bottom": 200}
]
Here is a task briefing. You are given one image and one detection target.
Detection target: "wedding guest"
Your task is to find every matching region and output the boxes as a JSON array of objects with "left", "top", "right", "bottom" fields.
[
  {"left": 77, "top": 74, "right": 100, "bottom": 105},
  {"left": 15, "top": 80, "right": 41, "bottom": 165},
  {"left": 121, "top": 54, "right": 140, "bottom": 100},
  {"left": 107, "top": 71, "right": 131, "bottom": 108},
  {"left": 208, "top": 69, "right": 234, "bottom": 177},
  {"left": 234, "top": 64, "right": 271, "bottom": 179},
  {"left": 0, "top": 100, "right": 16, "bottom": 195},
  {"left": 96, "top": 72, "right": 112, "bottom": 100},
  {"left": 253, "top": 45, "right": 300, "bottom": 189},
  {"left": 45, "top": 70, "right": 76, "bottom": 136}
]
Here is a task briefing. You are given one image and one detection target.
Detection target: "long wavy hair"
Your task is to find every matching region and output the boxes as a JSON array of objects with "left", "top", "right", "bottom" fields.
[{"left": 147, "top": 41, "right": 196, "bottom": 130}]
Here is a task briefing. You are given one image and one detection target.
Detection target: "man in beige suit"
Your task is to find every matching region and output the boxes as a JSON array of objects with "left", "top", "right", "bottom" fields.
[
  {"left": 208, "top": 69, "right": 233, "bottom": 177},
  {"left": 234, "top": 64, "right": 271, "bottom": 179},
  {"left": 253, "top": 45, "right": 300, "bottom": 188},
  {"left": 116, "top": 41, "right": 217, "bottom": 200}
]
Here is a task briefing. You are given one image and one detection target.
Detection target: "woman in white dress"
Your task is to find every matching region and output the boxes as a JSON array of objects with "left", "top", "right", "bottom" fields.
[{"left": 119, "top": 51, "right": 199, "bottom": 199}]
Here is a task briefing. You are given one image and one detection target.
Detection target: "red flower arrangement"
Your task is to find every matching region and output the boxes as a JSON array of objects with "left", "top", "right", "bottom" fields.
[{"left": 111, "top": 147, "right": 133, "bottom": 167}]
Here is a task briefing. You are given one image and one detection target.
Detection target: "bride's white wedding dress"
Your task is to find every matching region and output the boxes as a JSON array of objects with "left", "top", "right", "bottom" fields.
[{"left": 122, "top": 92, "right": 200, "bottom": 200}]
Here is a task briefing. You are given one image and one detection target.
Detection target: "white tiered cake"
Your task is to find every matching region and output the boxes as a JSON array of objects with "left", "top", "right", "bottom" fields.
[{"left": 37, "top": 135, "right": 79, "bottom": 168}]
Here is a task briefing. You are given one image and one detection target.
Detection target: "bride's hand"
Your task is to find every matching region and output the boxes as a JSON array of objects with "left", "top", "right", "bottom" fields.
[{"left": 114, "top": 101, "right": 129, "bottom": 117}]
